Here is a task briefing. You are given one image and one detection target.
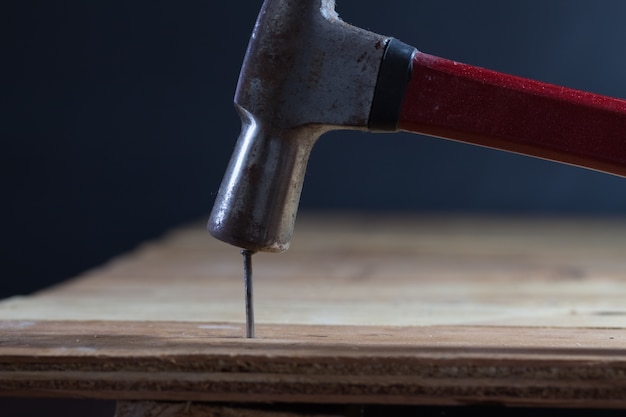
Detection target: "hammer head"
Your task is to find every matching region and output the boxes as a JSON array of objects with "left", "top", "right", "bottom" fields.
[{"left": 209, "top": 0, "right": 390, "bottom": 252}]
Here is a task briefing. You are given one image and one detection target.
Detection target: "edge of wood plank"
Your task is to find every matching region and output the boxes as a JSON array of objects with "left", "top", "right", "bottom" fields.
[{"left": 1, "top": 320, "right": 625, "bottom": 407}]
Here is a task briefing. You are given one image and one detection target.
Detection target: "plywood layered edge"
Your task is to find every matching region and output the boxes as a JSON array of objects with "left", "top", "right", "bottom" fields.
[{"left": 1, "top": 320, "right": 626, "bottom": 407}]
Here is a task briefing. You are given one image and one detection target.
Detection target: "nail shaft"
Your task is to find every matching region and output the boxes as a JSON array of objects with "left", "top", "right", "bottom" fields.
[{"left": 241, "top": 249, "right": 256, "bottom": 338}]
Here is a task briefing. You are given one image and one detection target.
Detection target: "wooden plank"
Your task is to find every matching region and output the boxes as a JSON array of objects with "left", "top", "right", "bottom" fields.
[
  {"left": 1, "top": 214, "right": 626, "bottom": 407},
  {"left": 2, "top": 320, "right": 626, "bottom": 407},
  {"left": 114, "top": 401, "right": 354, "bottom": 417}
]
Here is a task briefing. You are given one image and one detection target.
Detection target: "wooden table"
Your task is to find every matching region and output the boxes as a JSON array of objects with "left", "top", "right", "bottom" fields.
[{"left": 2, "top": 214, "right": 626, "bottom": 415}]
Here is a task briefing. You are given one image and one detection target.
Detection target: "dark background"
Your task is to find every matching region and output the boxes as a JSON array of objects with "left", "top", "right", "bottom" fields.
[
  {"left": 3, "top": 1, "right": 626, "bottom": 414},
  {"left": 5, "top": 0, "right": 626, "bottom": 299},
  {"left": 3, "top": 0, "right": 626, "bottom": 295}
]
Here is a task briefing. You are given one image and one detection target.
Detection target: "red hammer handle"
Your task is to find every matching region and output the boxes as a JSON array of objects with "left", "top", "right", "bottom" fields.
[{"left": 398, "top": 52, "right": 626, "bottom": 176}]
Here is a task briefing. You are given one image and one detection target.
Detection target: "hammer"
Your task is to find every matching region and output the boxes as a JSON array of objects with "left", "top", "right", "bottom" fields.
[{"left": 209, "top": 0, "right": 626, "bottom": 335}]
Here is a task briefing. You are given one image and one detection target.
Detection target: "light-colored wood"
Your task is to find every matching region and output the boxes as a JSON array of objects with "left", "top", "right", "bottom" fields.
[{"left": 1, "top": 214, "right": 626, "bottom": 407}]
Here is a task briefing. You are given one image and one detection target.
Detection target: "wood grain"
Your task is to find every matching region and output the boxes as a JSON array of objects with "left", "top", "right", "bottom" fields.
[
  {"left": 1, "top": 214, "right": 626, "bottom": 407},
  {"left": 114, "top": 401, "right": 353, "bottom": 417}
]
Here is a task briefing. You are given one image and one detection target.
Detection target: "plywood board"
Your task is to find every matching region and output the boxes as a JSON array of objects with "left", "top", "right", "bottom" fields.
[{"left": 1, "top": 214, "right": 626, "bottom": 407}]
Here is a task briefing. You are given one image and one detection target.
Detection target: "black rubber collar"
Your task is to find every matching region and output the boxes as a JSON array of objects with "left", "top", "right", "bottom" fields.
[{"left": 368, "top": 39, "right": 417, "bottom": 132}]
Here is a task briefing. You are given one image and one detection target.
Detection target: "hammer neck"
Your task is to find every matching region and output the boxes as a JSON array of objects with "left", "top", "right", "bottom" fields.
[{"left": 369, "top": 39, "right": 417, "bottom": 132}]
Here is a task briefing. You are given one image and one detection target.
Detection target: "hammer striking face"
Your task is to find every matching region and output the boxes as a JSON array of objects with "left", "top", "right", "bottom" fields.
[{"left": 209, "top": 0, "right": 626, "bottom": 253}]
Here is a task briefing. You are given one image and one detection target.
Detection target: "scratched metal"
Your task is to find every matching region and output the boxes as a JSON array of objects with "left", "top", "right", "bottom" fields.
[{"left": 209, "top": 0, "right": 389, "bottom": 252}]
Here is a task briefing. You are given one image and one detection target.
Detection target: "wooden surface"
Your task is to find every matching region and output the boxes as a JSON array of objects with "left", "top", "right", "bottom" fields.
[{"left": 1, "top": 214, "right": 626, "bottom": 407}]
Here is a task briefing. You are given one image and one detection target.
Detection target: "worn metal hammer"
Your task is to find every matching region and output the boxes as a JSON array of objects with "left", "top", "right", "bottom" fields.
[{"left": 209, "top": 0, "right": 626, "bottom": 253}]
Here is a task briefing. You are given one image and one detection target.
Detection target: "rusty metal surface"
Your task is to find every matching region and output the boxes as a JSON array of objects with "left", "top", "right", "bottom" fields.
[
  {"left": 236, "top": 0, "right": 388, "bottom": 130},
  {"left": 209, "top": 0, "right": 389, "bottom": 252}
]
